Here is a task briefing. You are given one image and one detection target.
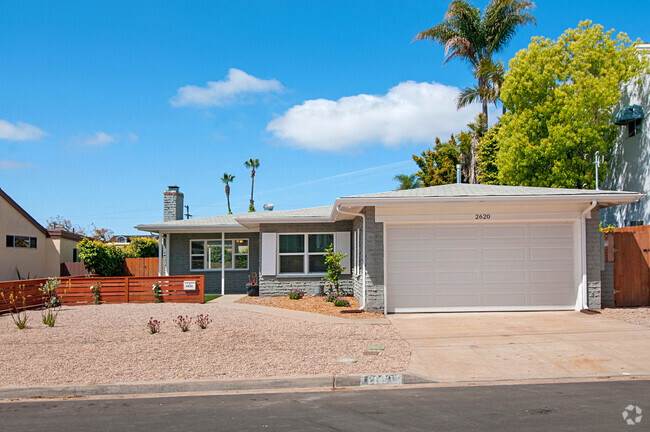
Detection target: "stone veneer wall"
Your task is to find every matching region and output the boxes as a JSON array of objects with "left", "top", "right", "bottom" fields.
[
  {"left": 351, "top": 207, "right": 384, "bottom": 313},
  {"left": 586, "top": 207, "right": 603, "bottom": 310},
  {"left": 600, "top": 262, "right": 615, "bottom": 308},
  {"left": 259, "top": 221, "right": 353, "bottom": 297},
  {"left": 168, "top": 232, "right": 259, "bottom": 294}
]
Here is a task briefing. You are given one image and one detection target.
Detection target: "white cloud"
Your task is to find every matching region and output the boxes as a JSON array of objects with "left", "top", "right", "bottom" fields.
[
  {"left": 83, "top": 131, "right": 116, "bottom": 146},
  {"left": 0, "top": 119, "right": 47, "bottom": 141},
  {"left": 127, "top": 132, "right": 138, "bottom": 142},
  {"left": 171, "top": 68, "right": 284, "bottom": 107},
  {"left": 267, "top": 81, "right": 481, "bottom": 151},
  {"left": 0, "top": 159, "right": 33, "bottom": 170}
]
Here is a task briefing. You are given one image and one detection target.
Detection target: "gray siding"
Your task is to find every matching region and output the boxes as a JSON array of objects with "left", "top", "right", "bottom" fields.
[
  {"left": 259, "top": 221, "right": 353, "bottom": 297},
  {"left": 168, "top": 232, "right": 259, "bottom": 294},
  {"left": 586, "top": 208, "right": 603, "bottom": 310},
  {"left": 352, "top": 207, "right": 384, "bottom": 312},
  {"left": 601, "top": 262, "right": 615, "bottom": 308}
]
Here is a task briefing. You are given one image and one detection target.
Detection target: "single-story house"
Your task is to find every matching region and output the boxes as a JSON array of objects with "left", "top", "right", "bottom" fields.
[
  {"left": 135, "top": 184, "right": 644, "bottom": 313},
  {"left": 0, "top": 187, "right": 83, "bottom": 281}
]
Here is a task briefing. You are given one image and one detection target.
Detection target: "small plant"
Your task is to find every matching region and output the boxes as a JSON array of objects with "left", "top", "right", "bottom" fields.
[
  {"left": 152, "top": 282, "right": 161, "bottom": 303},
  {"left": 325, "top": 293, "right": 337, "bottom": 302},
  {"left": 90, "top": 282, "right": 101, "bottom": 305},
  {"left": 322, "top": 244, "right": 347, "bottom": 296},
  {"left": 40, "top": 278, "right": 63, "bottom": 327},
  {"left": 1, "top": 290, "right": 29, "bottom": 329},
  {"left": 147, "top": 317, "right": 162, "bottom": 334},
  {"left": 333, "top": 297, "right": 350, "bottom": 307},
  {"left": 173, "top": 315, "right": 192, "bottom": 332},
  {"left": 195, "top": 314, "right": 212, "bottom": 329},
  {"left": 599, "top": 221, "right": 616, "bottom": 233},
  {"left": 288, "top": 289, "right": 305, "bottom": 300},
  {"left": 246, "top": 272, "right": 259, "bottom": 287},
  {"left": 42, "top": 307, "right": 60, "bottom": 327}
]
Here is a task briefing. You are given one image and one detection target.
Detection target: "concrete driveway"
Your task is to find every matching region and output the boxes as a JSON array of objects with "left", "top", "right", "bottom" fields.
[{"left": 389, "top": 311, "right": 650, "bottom": 382}]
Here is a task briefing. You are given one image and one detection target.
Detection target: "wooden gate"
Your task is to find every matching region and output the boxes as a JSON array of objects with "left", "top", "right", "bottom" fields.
[
  {"left": 612, "top": 226, "right": 650, "bottom": 306},
  {"left": 124, "top": 257, "right": 160, "bottom": 277}
]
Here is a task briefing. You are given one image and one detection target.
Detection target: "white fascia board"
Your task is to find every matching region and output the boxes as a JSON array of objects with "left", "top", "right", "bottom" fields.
[
  {"left": 234, "top": 216, "right": 333, "bottom": 225},
  {"left": 134, "top": 224, "right": 254, "bottom": 233},
  {"left": 334, "top": 193, "right": 645, "bottom": 208}
]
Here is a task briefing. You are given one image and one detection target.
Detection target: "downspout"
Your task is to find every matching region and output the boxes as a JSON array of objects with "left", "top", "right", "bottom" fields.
[
  {"left": 335, "top": 204, "right": 366, "bottom": 310},
  {"left": 580, "top": 200, "right": 597, "bottom": 311}
]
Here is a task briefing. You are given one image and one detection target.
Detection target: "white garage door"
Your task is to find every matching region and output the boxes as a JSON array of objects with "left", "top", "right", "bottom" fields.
[{"left": 386, "top": 223, "right": 577, "bottom": 313}]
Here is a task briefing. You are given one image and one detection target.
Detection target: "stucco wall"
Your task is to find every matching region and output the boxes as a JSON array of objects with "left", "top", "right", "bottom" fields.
[
  {"left": 168, "top": 232, "right": 259, "bottom": 294},
  {"left": 0, "top": 197, "right": 58, "bottom": 281},
  {"left": 259, "top": 221, "right": 353, "bottom": 297},
  {"left": 52, "top": 238, "right": 80, "bottom": 263},
  {"left": 602, "top": 71, "right": 650, "bottom": 226}
]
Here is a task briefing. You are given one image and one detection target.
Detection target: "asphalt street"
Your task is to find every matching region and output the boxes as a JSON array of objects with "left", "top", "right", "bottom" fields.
[{"left": 0, "top": 380, "right": 647, "bottom": 431}]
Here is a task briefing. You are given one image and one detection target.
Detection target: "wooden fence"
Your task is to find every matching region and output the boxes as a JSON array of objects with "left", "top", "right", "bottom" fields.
[
  {"left": 124, "top": 257, "right": 160, "bottom": 277},
  {"left": 605, "top": 225, "right": 650, "bottom": 306},
  {"left": 0, "top": 275, "right": 204, "bottom": 314}
]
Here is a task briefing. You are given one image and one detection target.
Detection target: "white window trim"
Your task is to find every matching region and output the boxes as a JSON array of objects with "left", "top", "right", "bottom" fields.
[
  {"left": 189, "top": 238, "right": 250, "bottom": 272},
  {"left": 277, "top": 232, "right": 335, "bottom": 276},
  {"left": 353, "top": 229, "right": 360, "bottom": 276}
]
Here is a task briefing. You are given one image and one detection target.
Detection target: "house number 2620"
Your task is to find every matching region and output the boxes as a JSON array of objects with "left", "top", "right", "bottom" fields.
[{"left": 475, "top": 213, "right": 491, "bottom": 220}]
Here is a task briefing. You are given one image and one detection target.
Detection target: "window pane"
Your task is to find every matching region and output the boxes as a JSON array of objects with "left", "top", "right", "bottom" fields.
[
  {"left": 309, "top": 234, "right": 333, "bottom": 253},
  {"left": 6, "top": 236, "right": 13, "bottom": 247},
  {"left": 30, "top": 237, "right": 37, "bottom": 248},
  {"left": 235, "top": 239, "right": 249, "bottom": 254},
  {"left": 279, "top": 255, "right": 304, "bottom": 273},
  {"left": 223, "top": 240, "right": 232, "bottom": 269},
  {"left": 279, "top": 234, "right": 304, "bottom": 253},
  {"left": 207, "top": 242, "right": 221, "bottom": 269},
  {"left": 14, "top": 236, "right": 29, "bottom": 248},
  {"left": 236, "top": 255, "right": 248, "bottom": 269},
  {"left": 191, "top": 256, "right": 204, "bottom": 270},
  {"left": 191, "top": 241, "right": 204, "bottom": 255},
  {"left": 309, "top": 255, "right": 327, "bottom": 273}
]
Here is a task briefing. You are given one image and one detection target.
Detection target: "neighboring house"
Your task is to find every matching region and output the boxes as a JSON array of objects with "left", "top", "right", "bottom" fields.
[
  {"left": 0, "top": 187, "right": 60, "bottom": 280},
  {"left": 48, "top": 229, "right": 84, "bottom": 263},
  {"left": 107, "top": 234, "right": 158, "bottom": 247},
  {"left": 602, "top": 43, "right": 650, "bottom": 226},
  {"left": 136, "top": 184, "right": 643, "bottom": 314}
]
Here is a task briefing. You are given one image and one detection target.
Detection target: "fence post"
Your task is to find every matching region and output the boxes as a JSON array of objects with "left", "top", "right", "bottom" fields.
[
  {"left": 125, "top": 277, "right": 130, "bottom": 303},
  {"left": 200, "top": 275, "right": 205, "bottom": 304}
]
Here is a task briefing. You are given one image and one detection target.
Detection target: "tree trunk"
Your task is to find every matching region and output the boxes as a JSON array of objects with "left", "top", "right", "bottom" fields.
[
  {"left": 478, "top": 75, "right": 489, "bottom": 135},
  {"left": 469, "top": 135, "right": 478, "bottom": 184},
  {"left": 249, "top": 170, "right": 255, "bottom": 212},
  {"left": 225, "top": 184, "right": 232, "bottom": 214}
]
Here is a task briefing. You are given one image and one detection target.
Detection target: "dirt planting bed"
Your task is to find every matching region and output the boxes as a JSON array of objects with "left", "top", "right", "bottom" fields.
[
  {"left": 600, "top": 306, "right": 650, "bottom": 327},
  {"left": 0, "top": 302, "right": 408, "bottom": 387},
  {"left": 236, "top": 295, "right": 386, "bottom": 319}
]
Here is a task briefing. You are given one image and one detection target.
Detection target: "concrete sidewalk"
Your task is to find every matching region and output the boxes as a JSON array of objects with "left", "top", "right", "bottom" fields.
[
  {"left": 214, "top": 294, "right": 388, "bottom": 325},
  {"left": 389, "top": 311, "right": 650, "bottom": 382}
]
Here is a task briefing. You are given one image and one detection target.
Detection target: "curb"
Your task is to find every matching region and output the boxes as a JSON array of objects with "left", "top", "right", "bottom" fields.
[{"left": 0, "top": 373, "right": 434, "bottom": 400}]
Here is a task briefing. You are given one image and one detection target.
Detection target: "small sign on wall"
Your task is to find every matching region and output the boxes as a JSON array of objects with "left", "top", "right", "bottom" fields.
[{"left": 183, "top": 280, "right": 197, "bottom": 291}]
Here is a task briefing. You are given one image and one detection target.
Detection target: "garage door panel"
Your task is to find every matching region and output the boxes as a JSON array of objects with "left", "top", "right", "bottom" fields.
[
  {"left": 482, "top": 247, "right": 527, "bottom": 261},
  {"left": 386, "top": 222, "right": 577, "bottom": 313},
  {"left": 482, "top": 270, "right": 526, "bottom": 283}
]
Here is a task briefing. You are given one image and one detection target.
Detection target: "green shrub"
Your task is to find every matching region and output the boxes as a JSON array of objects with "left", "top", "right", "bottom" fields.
[
  {"left": 333, "top": 298, "right": 350, "bottom": 307},
  {"left": 288, "top": 289, "right": 304, "bottom": 300},
  {"left": 77, "top": 238, "right": 125, "bottom": 276},
  {"left": 126, "top": 237, "right": 159, "bottom": 258}
]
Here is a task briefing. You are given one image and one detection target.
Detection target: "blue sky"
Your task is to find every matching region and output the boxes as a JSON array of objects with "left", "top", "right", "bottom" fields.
[{"left": 1, "top": 0, "right": 649, "bottom": 234}]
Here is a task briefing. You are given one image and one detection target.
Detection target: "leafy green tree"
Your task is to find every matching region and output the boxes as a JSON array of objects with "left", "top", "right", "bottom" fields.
[
  {"left": 126, "top": 237, "right": 159, "bottom": 258},
  {"left": 322, "top": 244, "right": 347, "bottom": 296},
  {"left": 497, "top": 21, "right": 647, "bottom": 188},
  {"left": 415, "top": 0, "right": 535, "bottom": 132},
  {"left": 244, "top": 158, "right": 260, "bottom": 212},
  {"left": 477, "top": 123, "right": 501, "bottom": 184},
  {"left": 413, "top": 135, "right": 463, "bottom": 186},
  {"left": 221, "top": 173, "right": 235, "bottom": 214},
  {"left": 393, "top": 174, "right": 420, "bottom": 190},
  {"left": 77, "top": 238, "right": 125, "bottom": 277}
]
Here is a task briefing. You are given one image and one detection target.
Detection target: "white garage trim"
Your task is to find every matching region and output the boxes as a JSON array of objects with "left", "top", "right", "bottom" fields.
[{"left": 384, "top": 219, "right": 582, "bottom": 313}]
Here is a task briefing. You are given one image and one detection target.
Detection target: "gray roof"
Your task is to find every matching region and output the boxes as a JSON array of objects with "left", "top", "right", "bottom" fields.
[
  {"left": 236, "top": 205, "right": 332, "bottom": 221},
  {"left": 340, "top": 183, "right": 642, "bottom": 199}
]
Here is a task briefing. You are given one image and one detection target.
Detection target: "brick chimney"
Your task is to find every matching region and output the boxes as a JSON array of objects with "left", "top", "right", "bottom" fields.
[{"left": 163, "top": 185, "right": 184, "bottom": 221}]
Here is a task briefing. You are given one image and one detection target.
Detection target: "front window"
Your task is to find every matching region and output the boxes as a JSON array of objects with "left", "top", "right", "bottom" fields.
[
  {"left": 278, "top": 233, "right": 333, "bottom": 274},
  {"left": 190, "top": 238, "right": 249, "bottom": 271}
]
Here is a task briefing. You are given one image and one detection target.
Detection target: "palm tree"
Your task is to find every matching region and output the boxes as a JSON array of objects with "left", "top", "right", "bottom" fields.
[
  {"left": 393, "top": 174, "right": 420, "bottom": 190},
  {"left": 244, "top": 158, "right": 260, "bottom": 212},
  {"left": 456, "top": 58, "right": 505, "bottom": 115},
  {"left": 221, "top": 173, "right": 235, "bottom": 214},
  {"left": 415, "top": 0, "right": 535, "bottom": 131}
]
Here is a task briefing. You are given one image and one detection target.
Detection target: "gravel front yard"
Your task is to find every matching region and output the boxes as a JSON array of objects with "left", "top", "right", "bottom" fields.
[
  {"left": 0, "top": 302, "right": 409, "bottom": 388},
  {"left": 600, "top": 306, "right": 650, "bottom": 327}
]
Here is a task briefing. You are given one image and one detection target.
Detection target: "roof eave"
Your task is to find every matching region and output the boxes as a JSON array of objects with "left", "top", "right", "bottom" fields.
[
  {"left": 234, "top": 216, "right": 333, "bottom": 225},
  {"left": 134, "top": 224, "right": 251, "bottom": 233}
]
